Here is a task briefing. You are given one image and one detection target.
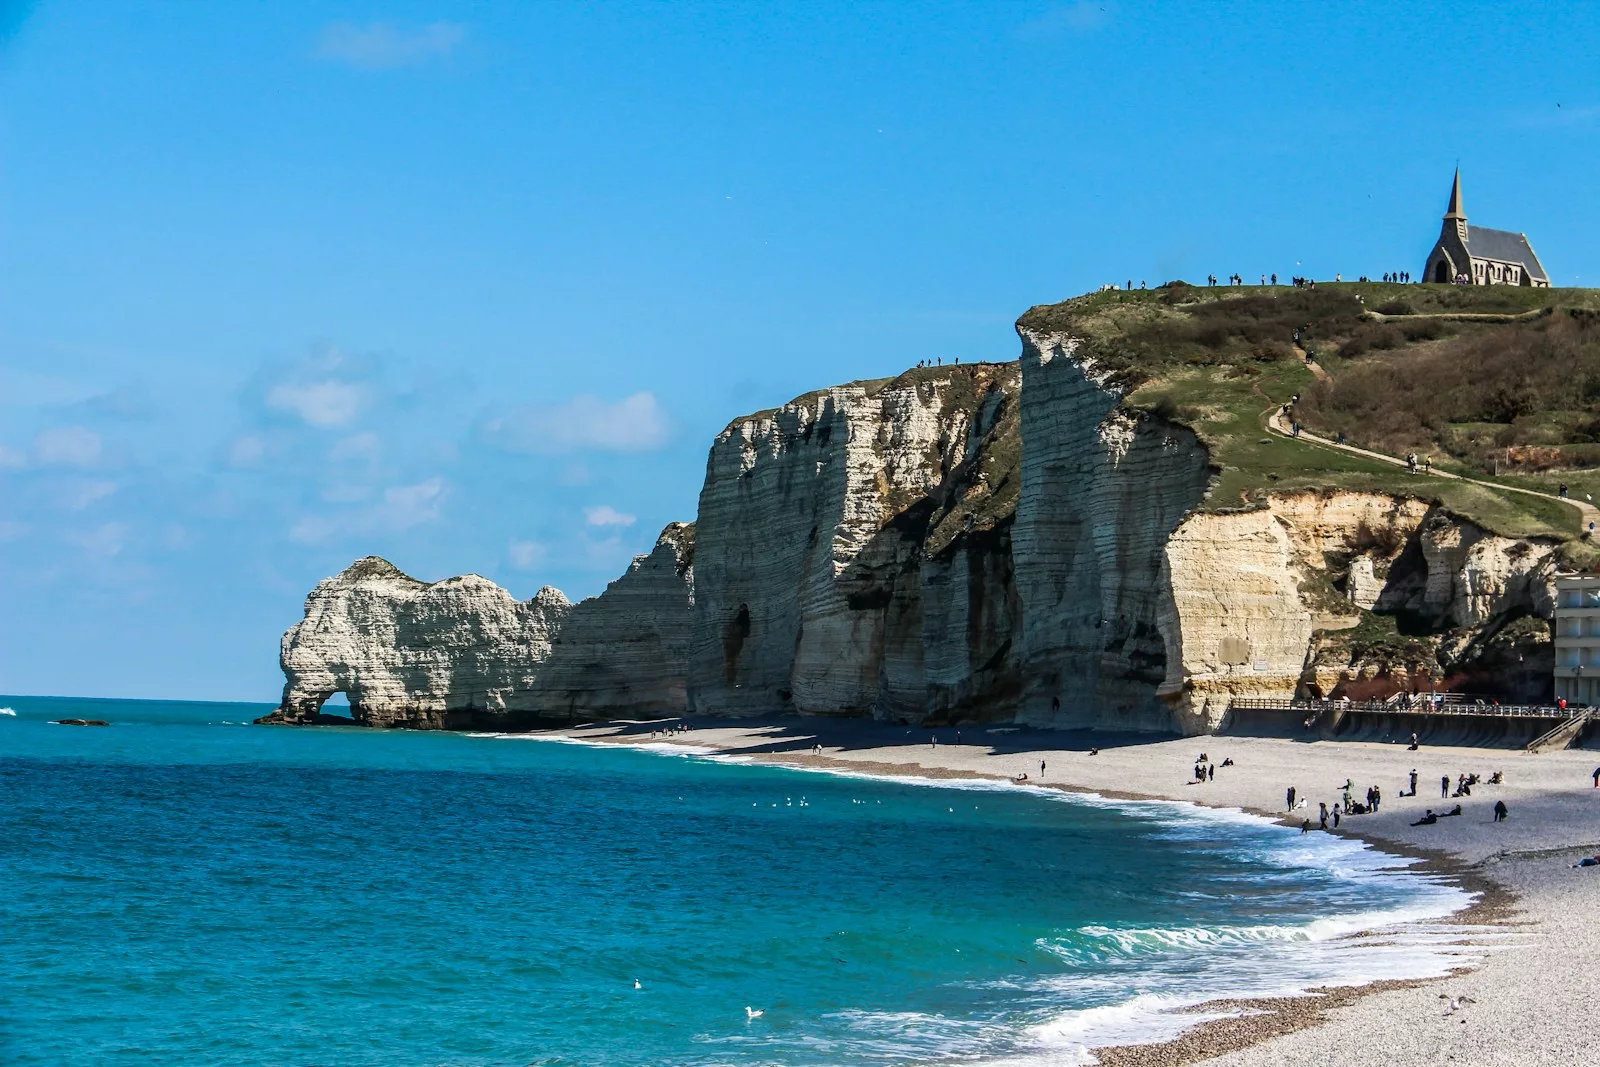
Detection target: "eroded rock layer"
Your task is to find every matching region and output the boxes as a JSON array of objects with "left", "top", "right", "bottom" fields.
[
  {"left": 265, "top": 556, "right": 572, "bottom": 729},
  {"left": 687, "top": 363, "right": 1023, "bottom": 721},
  {"left": 270, "top": 321, "right": 1567, "bottom": 733}
]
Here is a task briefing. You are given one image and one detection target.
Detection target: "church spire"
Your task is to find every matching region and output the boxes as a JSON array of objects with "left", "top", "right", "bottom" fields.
[{"left": 1444, "top": 167, "right": 1465, "bottom": 220}]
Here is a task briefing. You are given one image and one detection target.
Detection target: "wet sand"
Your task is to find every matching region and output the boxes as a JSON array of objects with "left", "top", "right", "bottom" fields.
[{"left": 543, "top": 717, "right": 1600, "bottom": 1066}]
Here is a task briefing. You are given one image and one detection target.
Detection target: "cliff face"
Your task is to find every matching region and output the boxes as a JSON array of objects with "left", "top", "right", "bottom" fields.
[
  {"left": 269, "top": 318, "right": 1567, "bottom": 733},
  {"left": 266, "top": 527, "right": 695, "bottom": 728},
  {"left": 688, "top": 364, "right": 1022, "bottom": 721},
  {"left": 527, "top": 523, "right": 696, "bottom": 720},
  {"left": 1011, "top": 329, "right": 1212, "bottom": 731},
  {"left": 267, "top": 557, "right": 572, "bottom": 729}
]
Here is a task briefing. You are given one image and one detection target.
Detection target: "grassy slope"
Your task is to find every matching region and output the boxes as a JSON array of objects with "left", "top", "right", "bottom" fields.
[{"left": 1019, "top": 283, "right": 1600, "bottom": 540}]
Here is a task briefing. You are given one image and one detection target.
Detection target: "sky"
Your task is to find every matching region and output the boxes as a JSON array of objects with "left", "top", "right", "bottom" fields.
[{"left": 3, "top": 2, "right": 1598, "bottom": 701}]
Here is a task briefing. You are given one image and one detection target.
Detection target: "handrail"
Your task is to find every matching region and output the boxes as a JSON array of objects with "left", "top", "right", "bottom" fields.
[{"left": 1227, "top": 696, "right": 1582, "bottom": 719}]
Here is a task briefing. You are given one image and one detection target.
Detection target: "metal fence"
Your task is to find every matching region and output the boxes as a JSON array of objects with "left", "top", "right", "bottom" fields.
[{"left": 1227, "top": 696, "right": 1579, "bottom": 719}]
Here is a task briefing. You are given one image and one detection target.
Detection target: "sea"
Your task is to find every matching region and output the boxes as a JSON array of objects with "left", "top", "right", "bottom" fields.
[{"left": 1, "top": 696, "right": 1480, "bottom": 1066}]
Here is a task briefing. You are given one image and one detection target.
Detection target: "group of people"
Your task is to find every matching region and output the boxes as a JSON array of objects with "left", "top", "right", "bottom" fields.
[
  {"left": 1382, "top": 272, "right": 1412, "bottom": 283},
  {"left": 1291, "top": 765, "right": 1510, "bottom": 832},
  {"left": 1190, "top": 752, "right": 1235, "bottom": 783},
  {"left": 1405, "top": 452, "right": 1433, "bottom": 474},
  {"left": 649, "top": 722, "right": 694, "bottom": 739}
]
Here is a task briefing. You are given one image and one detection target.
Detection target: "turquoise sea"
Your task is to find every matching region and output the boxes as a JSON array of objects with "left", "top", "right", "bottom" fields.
[{"left": 2, "top": 696, "right": 1472, "bottom": 1066}]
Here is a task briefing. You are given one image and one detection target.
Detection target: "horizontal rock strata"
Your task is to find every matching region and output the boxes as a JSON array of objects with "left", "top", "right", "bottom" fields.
[{"left": 270, "top": 321, "right": 1567, "bottom": 734}]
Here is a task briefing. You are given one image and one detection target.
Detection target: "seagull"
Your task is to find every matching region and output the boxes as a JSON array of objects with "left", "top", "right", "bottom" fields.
[
  {"left": 745, "top": 1006, "right": 764, "bottom": 1021},
  {"left": 634, "top": 979, "right": 642, "bottom": 990}
]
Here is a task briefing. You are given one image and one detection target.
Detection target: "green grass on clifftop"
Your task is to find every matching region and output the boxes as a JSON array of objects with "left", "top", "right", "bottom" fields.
[{"left": 1020, "top": 282, "right": 1600, "bottom": 540}]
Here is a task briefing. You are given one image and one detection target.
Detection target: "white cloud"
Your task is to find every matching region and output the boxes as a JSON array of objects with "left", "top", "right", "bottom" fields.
[
  {"left": 71, "top": 522, "right": 127, "bottom": 559},
  {"left": 1017, "top": 1, "right": 1114, "bottom": 37},
  {"left": 36, "top": 425, "right": 102, "bottom": 467},
  {"left": 329, "top": 431, "right": 381, "bottom": 462},
  {"left": 289, "top": 476, "right": 446, "bottom": 545},
  {"left": 267, "top": 380, "right": 364, "bottom": 427},
  {"left": 508, "top": 539, "right": 546, "bottom": 569},
  {"left": 584, "top": 505, "right": 637, "bottom": 527},
  {"left": 482, "top": 392, "right": 671, "bottom": 454},
  {"left": 316, "top": 21, "right": 465, "bottom": 69},
  {"left": 59, "top": 479, "right": 118, "bottom": 511},
  {"left": 228, "top": 435, "right": 266, "bottom": 467},
  {"left": 379, "top": 477, "right": 444, "bottom": 528}
]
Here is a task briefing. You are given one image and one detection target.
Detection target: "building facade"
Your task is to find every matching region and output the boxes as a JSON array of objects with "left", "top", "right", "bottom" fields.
[
  {"left": 1423, "top": 169, "right": 1549, "bottom": 287},
  {"left": 1554, "top": 574, "right": 1600, "bottom": 705}
]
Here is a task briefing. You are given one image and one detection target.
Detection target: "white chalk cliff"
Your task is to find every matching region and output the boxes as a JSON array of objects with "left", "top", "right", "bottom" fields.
[{"left": 268, "top": 323, "right": 1561, "bottom": 733}]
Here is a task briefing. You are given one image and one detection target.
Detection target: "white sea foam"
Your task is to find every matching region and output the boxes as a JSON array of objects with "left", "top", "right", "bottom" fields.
[
  {"left": 0, "top": 707, "right": 15, "bottom": 716},
  {"left": 463, "top": 735, "right": 1482, "bottom": 1063}
]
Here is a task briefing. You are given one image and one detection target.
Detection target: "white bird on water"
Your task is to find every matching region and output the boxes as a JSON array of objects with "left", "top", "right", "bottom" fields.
[
  {"left": 745, "top": 1006, "right": 764, "bottom": 1021},
  {"left": 634, "top": 979, "right": 642, "bottom": 990}
]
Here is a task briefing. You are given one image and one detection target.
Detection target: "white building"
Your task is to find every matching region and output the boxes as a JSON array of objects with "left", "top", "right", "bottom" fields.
[{"left": 1553, "top": 574, "right": 1600, "bottom": 705}]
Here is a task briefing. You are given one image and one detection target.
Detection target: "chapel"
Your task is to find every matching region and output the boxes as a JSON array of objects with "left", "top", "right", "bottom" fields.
[{"left": 1423, "top": 169, "right": 1549, "bottom": 287}]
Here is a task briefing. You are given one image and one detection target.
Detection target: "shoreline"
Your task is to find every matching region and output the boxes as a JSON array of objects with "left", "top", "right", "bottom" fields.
[{"left": 525, "top": 717, "right": 1600, "bottom": 1066}]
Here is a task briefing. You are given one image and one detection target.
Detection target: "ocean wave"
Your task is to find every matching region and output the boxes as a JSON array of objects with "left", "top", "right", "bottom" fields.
[{"left": 0, "top": 707, "right": 15, "bottom": 716}]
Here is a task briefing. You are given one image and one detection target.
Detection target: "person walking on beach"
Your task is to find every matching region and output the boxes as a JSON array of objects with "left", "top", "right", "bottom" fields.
[
  {"left": 1409, "top": 769, "right": 1418, "bottom": 795},
  {"left": 1442, "top": 775, "right": 1451, "bottom": 798},
  {"left": 1332, "top": 807, "right": 1341, "bottom": 828},
  {"left": 1040, "top": 760, "right": 1046, "bottom": 778},
  {"left": 1319, "top": 802, "right": 1328, "bottom": 830},
  {"left": 1286, "top": 785, "right": 1297, "bottom": 811},
  {"left": 1493, "top": 800, "right": 1509, "bottom": 822}
]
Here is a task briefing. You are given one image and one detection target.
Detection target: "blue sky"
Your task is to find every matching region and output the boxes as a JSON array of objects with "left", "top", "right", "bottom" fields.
[{"left": 3, "top": 2, "right": 1598, "bottom": 701}]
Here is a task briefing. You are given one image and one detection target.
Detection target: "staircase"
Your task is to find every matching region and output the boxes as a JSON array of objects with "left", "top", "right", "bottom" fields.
[{"left": 1526, "top": 712, "right": 1591, "bottom": 753}]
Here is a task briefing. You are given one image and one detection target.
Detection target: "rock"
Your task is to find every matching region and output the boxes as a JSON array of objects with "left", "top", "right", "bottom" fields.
[
  {"left": 270, "top": 326, "right": 1566, "bottom": 731},
  {"left": 52, "top": 719, "right": 110, "bottom": 726},
  {"left": 686, "top": 364, "right": 1023, "bottom": 722},
  {"left": 262, "top": 556, "right": 571, "bottom": 729},
  {"left": 527, "top": 523, "right": 696, "bottom": 720},
  {"left": 1011, "top": 328, "right": 1211, "bottom": 731}
]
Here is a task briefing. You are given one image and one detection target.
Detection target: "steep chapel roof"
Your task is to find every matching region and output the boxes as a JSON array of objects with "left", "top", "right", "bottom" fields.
[{"left": 1463, "top": 225, "right": 1548, "bottom": 281}]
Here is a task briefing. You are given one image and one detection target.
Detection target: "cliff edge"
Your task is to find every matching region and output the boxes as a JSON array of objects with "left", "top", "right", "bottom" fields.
[{"left": 268, "top": 285, "right": 1587, "bottom": 732}]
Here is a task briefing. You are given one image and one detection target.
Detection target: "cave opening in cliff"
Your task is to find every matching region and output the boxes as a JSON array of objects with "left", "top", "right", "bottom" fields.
[{"left": 313, "top": 691, "right": 357, "bottom": 724}]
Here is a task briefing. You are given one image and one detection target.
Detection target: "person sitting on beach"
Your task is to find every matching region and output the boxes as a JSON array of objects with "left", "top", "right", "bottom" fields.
[
  {"left": 1221, "top": 757, "right": 1234, "bottom": 767},
  {"left": 1442, "top": 804, "right": 1463, "bottom": 817},
  {"left": 1493, "top": 800, "right": 1509, "bottom": 822},
  {"left": 1412, "top": 810, "right": 1438, "bottom": 826},
  {"left": 1089, "top": 747, "right": 1099, "bottom": 756},
  {"left": 1489, "top": 771, "right": 1503, "bottom": 785},
  {"left": 1014, "top": 772, "right": 1029, "bottom": 782}
]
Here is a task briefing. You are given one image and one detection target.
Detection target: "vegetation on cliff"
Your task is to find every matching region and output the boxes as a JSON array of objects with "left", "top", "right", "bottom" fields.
[{"left": 1020, "top": 283, "right": 1600, "bottom": 541}]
